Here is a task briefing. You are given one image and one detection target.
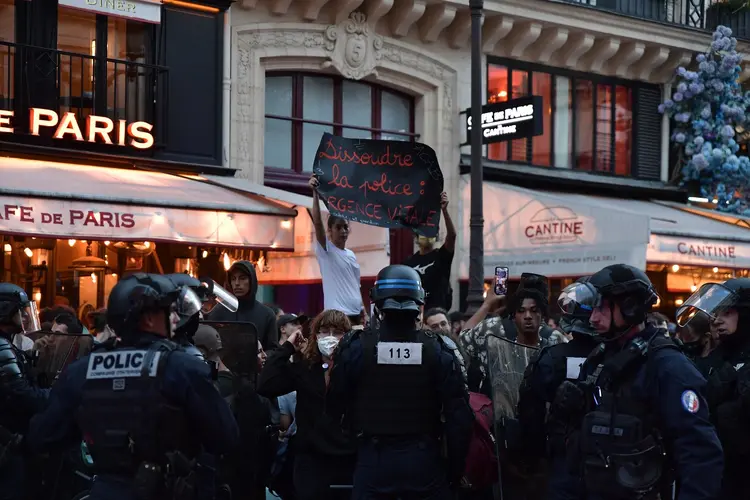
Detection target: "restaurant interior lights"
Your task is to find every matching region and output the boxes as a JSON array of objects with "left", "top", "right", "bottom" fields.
[
  {"left": 3, "top": 244, "right": 11, "bottom": 253},
  {"left": 672, "top": 264, "right": 680, "bottom": 272},
  {"left": 280, "top": 219, "right": 292, "bottom": 230},
  {"left": 223, "top": 252, "right": 231, "bottom": 271},
  {"left": 713, "top": 267, "right": 719, "bottom": 273},
  {"left": 68, "top": 239, "right": 77, "bottom": 247},
  {"left": 23, "top": 248, "right": 33, "bottom": 258}
]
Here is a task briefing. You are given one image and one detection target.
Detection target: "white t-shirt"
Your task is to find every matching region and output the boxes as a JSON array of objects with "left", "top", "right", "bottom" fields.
[{"left": 315, "top": 238, "right": 362, "bottom": 315}]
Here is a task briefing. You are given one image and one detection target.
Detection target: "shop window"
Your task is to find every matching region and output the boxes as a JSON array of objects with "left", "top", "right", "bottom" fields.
[
  {"left": 264, "top": 73, "right": 416, "bottom": 174},
  {"left": 56, "top": 6, "right": 155, "bottom": 123},
  {"left": 0, "top": 0, "right": 13, "bottom": 109},
  {"left": 487, "top": 60, "right": 635, "bottom": 177}
]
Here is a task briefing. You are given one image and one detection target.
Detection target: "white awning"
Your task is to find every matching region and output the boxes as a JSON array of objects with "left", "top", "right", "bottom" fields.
[
  {"left": 458, "top": 178, "right": 650, "bottom": 279},
  {"left": 0, "top": 156, "right": 297, "bottom": 249},
  {"left": 202, "top": 175, "right": 390, "bottom": 280}
]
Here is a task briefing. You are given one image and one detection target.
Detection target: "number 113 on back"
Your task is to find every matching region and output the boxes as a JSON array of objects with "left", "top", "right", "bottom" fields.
[{"left": 376, "top": 342, "right": 423, "bottom": 365}]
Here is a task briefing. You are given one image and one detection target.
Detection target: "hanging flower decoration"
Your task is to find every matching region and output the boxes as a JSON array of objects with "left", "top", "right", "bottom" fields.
[{"left": 660, "top": 25, "right": 750, "bottom": 215}]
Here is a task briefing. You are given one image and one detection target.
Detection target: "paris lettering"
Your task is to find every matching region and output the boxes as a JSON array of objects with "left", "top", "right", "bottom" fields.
[
  {"left": 0, "top": 108, "right": 154, "bottom": 149},
  {"left": 0, "top": 204, "right": 135, "bottom": 228}
]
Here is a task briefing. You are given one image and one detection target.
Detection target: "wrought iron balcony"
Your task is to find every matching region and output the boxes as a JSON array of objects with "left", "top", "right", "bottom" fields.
[
  {"left": 556, "top": 0, "right": 750, "bottom": 40},
  {"left": 0, "top": 40, "right": 169, "bottom": 150}
]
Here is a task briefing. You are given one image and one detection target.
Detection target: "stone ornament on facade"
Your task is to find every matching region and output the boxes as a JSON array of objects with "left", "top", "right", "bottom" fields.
[{"left": 322, "top": 12, "right": 383, "bottom": 80}]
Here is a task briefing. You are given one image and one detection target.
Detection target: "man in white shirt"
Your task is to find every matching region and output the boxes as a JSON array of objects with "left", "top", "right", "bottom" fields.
[{"left": 309, "top": 176, "right": 364, "bottom": 325}]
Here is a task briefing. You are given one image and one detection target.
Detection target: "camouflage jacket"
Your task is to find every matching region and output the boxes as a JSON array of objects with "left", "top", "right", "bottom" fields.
[{"left": 458, "top": 317, "right": 564, "bottom": 389}]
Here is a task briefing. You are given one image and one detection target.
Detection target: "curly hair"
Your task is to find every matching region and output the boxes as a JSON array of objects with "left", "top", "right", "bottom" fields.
[{"left": 303, "top": 309, "right": 351, "bottom": 365}]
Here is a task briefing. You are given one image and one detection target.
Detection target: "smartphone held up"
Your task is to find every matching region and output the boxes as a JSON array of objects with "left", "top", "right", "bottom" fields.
[{"left": 494, "top": 266, "right": 509, "bottom": 296}]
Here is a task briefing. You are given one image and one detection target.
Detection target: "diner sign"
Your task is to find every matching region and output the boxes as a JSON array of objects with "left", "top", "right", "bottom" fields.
[
  {"left": 465, "top": 96, "right": 543, "bottom": 144},
  {"left": 0, "top": 108, "right": 154, "bottom": 149},
  {"left": 312, "top": 133, "right": 444, "bottom": 237},
  {"left": 58, "top": 0, "right": 162, "bottom": 24},
  {"left": 0, "top": 195, "right": 294, "bottom": 249}
]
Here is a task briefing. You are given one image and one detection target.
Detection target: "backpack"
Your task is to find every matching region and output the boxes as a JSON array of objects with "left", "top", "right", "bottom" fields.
[{"left": 462, "top": 392, "right": 499, "bottom": 490}]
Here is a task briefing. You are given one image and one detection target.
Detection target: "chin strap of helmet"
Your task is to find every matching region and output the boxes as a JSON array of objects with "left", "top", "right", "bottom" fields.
[{"left": 599, "top": 298, "right": 637, "bottom": 343}]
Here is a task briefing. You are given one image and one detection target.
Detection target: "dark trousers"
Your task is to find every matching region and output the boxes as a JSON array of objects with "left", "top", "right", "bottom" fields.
[
  {"left": 293, "top": 451, "right": 354, "bottom": 500},
  {"left": 353, "top": 438, "right": 454, "bottom": 500},
  {"left": 0, "top": 456, "right": 23, "bottom": 500}
]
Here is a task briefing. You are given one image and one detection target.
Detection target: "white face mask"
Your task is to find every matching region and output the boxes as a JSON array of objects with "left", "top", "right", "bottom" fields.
[{"left": 317, "top": 335, "right": 340, "bottom": 358}]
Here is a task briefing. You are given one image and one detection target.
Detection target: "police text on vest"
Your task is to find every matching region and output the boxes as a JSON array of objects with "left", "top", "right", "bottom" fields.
[
  {"left": 86, "top": 350, "right": 161, "bottom": 379},
  {"left": 376, "top": 342, "right": 423, "bottom": 365}
]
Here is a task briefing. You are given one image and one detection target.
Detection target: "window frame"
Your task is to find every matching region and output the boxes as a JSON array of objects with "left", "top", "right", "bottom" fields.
[
  {"left": 486, "top": 56, "right": 637, "bottom": 177},
  {"left": 263, "top": 72, "right": 418, "bottom": 188}
]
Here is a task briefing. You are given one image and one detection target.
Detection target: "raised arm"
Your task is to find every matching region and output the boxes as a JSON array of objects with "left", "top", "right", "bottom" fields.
[{"left": 309, "top": 176, "right": 327, "bottom": 249}]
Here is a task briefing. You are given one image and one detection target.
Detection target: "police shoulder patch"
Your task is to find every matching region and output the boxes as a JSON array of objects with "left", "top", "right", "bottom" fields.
[
  {"left": 681, "top": 390, "right": 700, "bottom": 414},
  {"left": 86, "top": 350, "right": 161, "bottom": 380}
]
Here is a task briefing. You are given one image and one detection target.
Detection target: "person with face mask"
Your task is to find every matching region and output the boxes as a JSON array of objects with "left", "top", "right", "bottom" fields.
[
  {"left": 676, "top": 277, "right": 750, "bottom": 499},
  {"left": 402, "top": 192, "right": 456, "bottom": 311},
  {"left": 0, "top": 283, "right": 47, "bottom": 500},
  {"left": 327, "top": 265, "right": 473, "bottom": 500},
  {"left": 27, "top": 273, "right": 239, "bottom": 500},
  {"left": 564, "top": 264, "right": 722, "bottom": 500},
  {"left": 257, "top": 309, "right": 356, "bottom": 500},
  {"left": 674, "top": 311, "right": 713, "bottom": 364}
]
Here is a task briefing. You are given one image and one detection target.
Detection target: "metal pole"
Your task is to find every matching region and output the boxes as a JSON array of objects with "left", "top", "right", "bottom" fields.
[{"left": 466, "top": 0, "right": 485, "bottom": 313}]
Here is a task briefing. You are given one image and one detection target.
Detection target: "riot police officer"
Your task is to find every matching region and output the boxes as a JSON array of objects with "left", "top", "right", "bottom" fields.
[
  {"left": 517, "top": 277, "right": 601, "bottom": 500},
  {"left": 564, "top": 264, "right": 722, "bottom": 500},
  {"left": 327, "top": 265, "right": 473, "bottom": 500},
  {"left": 0, "top": 283, "right": 48, "bottom": 500},
  {"left": 676, "top": 277, "right": 750, "bottom": 498},
  {"left": 27, "top": 273, "right": 239, "bottom": 500}
]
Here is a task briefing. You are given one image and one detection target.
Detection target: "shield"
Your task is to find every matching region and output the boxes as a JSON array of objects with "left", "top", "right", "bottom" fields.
[
  {"left": 201, "top": 321, "right": 258, "bottom": 382},
  {"left": 26, "top": 331, "right": 94, "bottom": 388},
  {"left": 485, "top": 333, "right": 539, "bottom": 421}
]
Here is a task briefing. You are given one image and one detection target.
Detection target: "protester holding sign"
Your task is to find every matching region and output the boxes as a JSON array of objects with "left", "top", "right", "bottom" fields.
[
  {"left": 402, "top": 192, "right": 456, "bottom": 310},
  {"left": 309, "top": 176, "right": 365, "bottom": 325}
]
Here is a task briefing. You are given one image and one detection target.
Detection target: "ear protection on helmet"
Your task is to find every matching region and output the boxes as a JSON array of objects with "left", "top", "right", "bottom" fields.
[{"left": 615, "top": 287, "right": 659, "bottom": 325}]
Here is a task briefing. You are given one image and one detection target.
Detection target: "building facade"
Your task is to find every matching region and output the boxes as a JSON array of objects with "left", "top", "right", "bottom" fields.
[
  {"left": 227, "top": 0, "right": 750, "bottom": 318},
  {"left": 0, "top": 0, "right": 296, "bottom": 317}
]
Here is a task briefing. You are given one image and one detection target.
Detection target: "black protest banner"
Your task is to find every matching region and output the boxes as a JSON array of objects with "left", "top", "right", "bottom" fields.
[{"left": 312, "top": 133, "right": 444, "bottom": 237}]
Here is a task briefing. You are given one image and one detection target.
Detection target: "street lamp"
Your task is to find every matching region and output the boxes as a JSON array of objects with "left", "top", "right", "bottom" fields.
[{"left": 467, "top": 0, "right": 485, "bottom": 312}]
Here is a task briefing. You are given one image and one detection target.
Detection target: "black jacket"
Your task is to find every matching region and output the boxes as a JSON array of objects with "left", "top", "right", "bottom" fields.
[
  {"left": 257, "top": 342, "right": 356, "bottom": 457},
  {"left": 207, "top": 260, "right": 278, "bottom": 350}
]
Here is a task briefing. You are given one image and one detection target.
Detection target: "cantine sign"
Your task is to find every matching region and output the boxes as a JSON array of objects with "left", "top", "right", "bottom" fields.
[
  {"left": 464, "top": 96, "right": 544, "bottom": 144},
  {"left": 648, "top": 234, "right": 750, "bottom": 268},
  {"left": 0, "top": 108, "right": 154, "bottom": 149},
  {"left": 524, "top": 206, "right": 584, "bottom": 245}
]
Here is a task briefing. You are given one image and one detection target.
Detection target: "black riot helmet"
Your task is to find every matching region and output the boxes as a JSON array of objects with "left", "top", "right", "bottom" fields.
[
  {"left": 676, "top": 278, "right": 750, "bottom": 331},
  {"left": 106, "top": 273, "right": 182, "bottom": 338},
  {"left": 588, "top": 264, "right": 659, "bottom": 337},
  {"left": 166, "top": 274, "right": 208, "bottom": 344},
  {"left": 370, "top": 265, "right": 425, "bottom": 316},
  {"left": 557, "top": 276, "right": 596, "bottom": 337},
  {"left": 0, "top": 283, "right": 40, "bottom": 336}
]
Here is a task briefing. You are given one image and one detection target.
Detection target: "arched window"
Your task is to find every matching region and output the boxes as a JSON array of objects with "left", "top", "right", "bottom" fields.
[{"left": 264, "top": 73, "right": 416, "bottom": 179}]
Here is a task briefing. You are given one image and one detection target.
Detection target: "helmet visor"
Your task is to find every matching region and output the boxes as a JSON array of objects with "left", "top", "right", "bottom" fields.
[
  {"left": 201, "top": 280, "right": 239, "bottom": 313},
  {"left": 676, "top": 283, "right": 737, "bottom": 327},
  {"left": 174, "top": 287, "right": 203, "bottom": 324},
  {"left": 557, "top": 282, "right": 600, "bottom": 317},
  {"left": 22, "top": 301, "right": 41, "bottom": 334}
]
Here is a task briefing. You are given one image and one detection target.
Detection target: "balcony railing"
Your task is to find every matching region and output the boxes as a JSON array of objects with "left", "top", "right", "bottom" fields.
[
  {"left": 556, "top": 0, "right": 750, "bottom": 39},
  {"left": 0, "top": 40, "right": 169, "bottom": 150}
]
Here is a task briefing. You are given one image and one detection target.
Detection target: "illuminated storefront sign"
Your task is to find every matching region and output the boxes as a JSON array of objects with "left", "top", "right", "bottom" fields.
[
  {"left": 464, "top": 95, "right": 543, "bottom": 144},
  {"left": 58, "top": 0, "right": 162, "bottom": 24},
  {"left": 0, "top": 108, "right": 154, "bottom": 150}
]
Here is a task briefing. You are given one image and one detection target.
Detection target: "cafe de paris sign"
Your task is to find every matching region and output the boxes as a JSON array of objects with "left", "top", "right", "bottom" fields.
[
  {"left": 465, "top": 95, "right": 543, "bottom": 144},
  {"left": 0, "top": 108, "right": 154, "bottom": 149}
]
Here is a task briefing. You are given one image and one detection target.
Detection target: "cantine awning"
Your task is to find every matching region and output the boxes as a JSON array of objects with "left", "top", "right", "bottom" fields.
[
  {"left": 0, "top": 157, "right": 297, "bottom": 249},
  {"left": 458, "top": 177, "right": 651, "bottom": 279}
]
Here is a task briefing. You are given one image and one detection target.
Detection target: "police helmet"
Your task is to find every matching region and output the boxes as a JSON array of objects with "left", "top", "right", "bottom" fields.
[
  {"left": 370, "top": 265, "right": 425, "bottom": 312},
  {"left": 557, "top": 276, "right": 596, "bottom": 336},
  {"left": 588, "top": 264, "right": 658, "bottom": 325},
  {"left": 106, "top": 273, "right": 182, "bottom": 335},
  {"left": 167, "top": 274, "right": 209, "bottom": 303},
  {"left": 676, "top": 277, "right": 750, "bottom": 327},
  {"left": 0, "top": 283, "right": 40, "bottom": 333}
]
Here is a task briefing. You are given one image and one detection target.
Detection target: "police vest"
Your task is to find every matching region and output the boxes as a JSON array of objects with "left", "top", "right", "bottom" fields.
[
  {"left": 354, "top": 329, "right": 441, "bottom": 437},
  {"left": 76, "top": 340, "right": 197, "bottom": 474},
  {"left": 579, "top": 335, "right": 678, "bottom": 500}
]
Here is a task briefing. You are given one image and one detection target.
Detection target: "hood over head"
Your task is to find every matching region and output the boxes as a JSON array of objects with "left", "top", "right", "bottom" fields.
[{"left": 226, "top": 260, "right": 259, "bottom": 303}]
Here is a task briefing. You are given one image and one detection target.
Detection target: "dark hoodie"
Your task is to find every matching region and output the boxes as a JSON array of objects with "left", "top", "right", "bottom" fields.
[{"left": 206, "top": 260, "right": 278, "bottom": 350}]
